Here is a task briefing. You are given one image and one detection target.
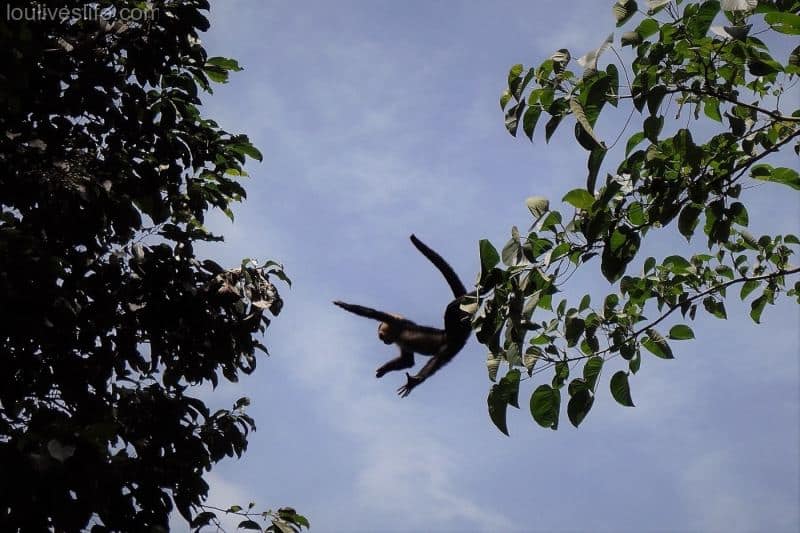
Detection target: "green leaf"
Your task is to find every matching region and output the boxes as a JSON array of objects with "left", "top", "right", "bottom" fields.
[
  {"left": 678, "top": 204, "right": 703, "bottom": 240},
  {"left": 703, "top": 97, "right": 722, "bottom": 122},
  {"left": 203, "top": 66, "right": 229, "bottom": 83},
  {"left": 191, "top": 512, "right": 216, "bottom": 529},
  {"left": 526, "top": 196, "right": 550, "bottom": 219},
  {"left": 503, "top": 369, "right": 521, "bottom": 409},
  {"left": 500, "top": 89, "right": 512, "bottom": 110},
  {"left": 552, "top": 359, "right": 570, "bottom": 389},
  {"left": 703, "top": 297, "right": 728, "bottom": 319},
  {"left": 621, "top": 31, "right": 642, "bottom": 46},
  {"left": 523, "top": 106, "right": 542, "bottom": 140},
  {"left": 749, "top": 291, "right": 771, "bottom": 323},
  {"left": 563, "top": 188, "right": 595, "bottom": 210},
  {"left": 648, "top": 0, "right": 671, "bottom": 14},
  {"left": 508, "top": 64, "right": 524, "bottom": 86},
  {"left": 663, "top": 255, "right": 691, "bottom": 274},
  {"left": 751, "top": 165, "right": 800, "bottom": 191},
  {"left": 505, "top": 104, "right": 520, "bottom": 136},
  {"left": 565, "top": 316, "right": 585, "bottom": 347},
  {"left": 583, "top": 356, "right": 604, "bottom": 390},
  {"left": 625, "top": 132, "right": 646, "bottom": 156},
  {"left": 628, "top": 202, "right": 645, "bottom": 226},
  {"left": 613, "top": 0, "right": 638, "bottom": 27},
  {"left": 740, "top": 230, "right": 759, "bottom": 250},
  {"left": 643, "top": 328, "right": 674, "bottom": 358},
  {"left": 636, "top": 17, "right": 659, "bottom": 38},
  {"left": 730, "top": 202, "right": 748, "bottom": 227},
  {"left": 789, "top": 45, "right": 800, "bottom": 71},
  {"left": 206, "top": 56, "right": 243, "bottom": 71},
  {"left": 501, "top": 231, "right": 523, "bottom": 267},
  {"left": 687, "top": 0, "right": 720, "bottom": 38},
  {"left": 606, "top": 64, "right": 619, "bottom": 106},
  {"left": 530, "top": 385, "right": 560, "bottom": 429},
  {"left": 238, "top": 520, "right": 261, "bottom": 530},
  {"left": 643, "top": 115, "right": 664, "bottom": 142},
  {"left": 488, "top": 386, "right": 510, "bottom": 435},
  {"left": 479, "top": 239, "right": 500, "bottom": 272},
  {"left": 610, "top": 371, "right": 635, "bottom": 407},
  {"left": 668, "top": 324, "right": 695, "bottom": 340},
  {"left": 523, "top": 347, "right": 541, "bottom": 376},
  {"left": 540, "top": 211, "right": 562, "bottom": 232},
  {"left": 764, "top": 11, "right": 800, "bottom": 35},
  {"left": 570, "top": 98, "right": 604, "bottom": 149},
  {"left": 486, "top": 353, "right": 501, "bottom": 382},
  {"left": 230, "top": 142, "right": 263, "bottom": 162},
  {"left": 567, "top": 389, "right": 594, "bottom": 428},
  {"left": 643, "top": 256, "right": 656, "bottom": 274},
  {"left": 586, "top": 147, "right": 606, "bottom": 193},
  {"left": 488, "top": 370, "right": 521, "bottom": 435},
  {"left": 545, "top": 114, "right": 563, "bottom": 142},
  {"left": 740, "top": 280, "right": 759, "bottom": 300}
]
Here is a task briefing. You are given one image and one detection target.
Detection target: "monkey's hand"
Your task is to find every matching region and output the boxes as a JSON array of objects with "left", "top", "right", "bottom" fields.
[{"left": 397, "top": 372, "right": 423, "bottom": 398}]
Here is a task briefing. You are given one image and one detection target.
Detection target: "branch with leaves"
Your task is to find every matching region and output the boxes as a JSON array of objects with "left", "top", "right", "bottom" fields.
[
  {"left": 480, "top": 0, "right": 800, "bottom": 435},
  {"left": 193, "top": 504, "right": 310, "bottom": 533}
]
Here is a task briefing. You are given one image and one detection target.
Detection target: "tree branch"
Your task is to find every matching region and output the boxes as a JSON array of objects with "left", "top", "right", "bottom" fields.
[
  {"left": 604, "top": 266, "right": 800, "bottom": 356},
  {"left": 670, "top": 86, "right": 800, "bottom": 123}
]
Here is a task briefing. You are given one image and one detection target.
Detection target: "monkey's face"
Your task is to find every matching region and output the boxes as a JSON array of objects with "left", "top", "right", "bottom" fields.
[
  {"left": 377, "top": 313, "right": 404, "bottom": 344},
  {"left": 377, "top": 322, "right": 395, "bottom": 344}
]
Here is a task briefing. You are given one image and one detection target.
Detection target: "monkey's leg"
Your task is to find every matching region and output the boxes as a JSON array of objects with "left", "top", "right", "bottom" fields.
[{"left": 376, "top": 350, "right": 415, "bottom": 378}]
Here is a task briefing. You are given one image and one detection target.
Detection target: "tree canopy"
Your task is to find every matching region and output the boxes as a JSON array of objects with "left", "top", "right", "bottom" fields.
[
  {"left": 0, "top": 1, "right": 305, "bottom": 531},
  {"left": 477, "top": 0, "right": 799, "bottom": 434}
]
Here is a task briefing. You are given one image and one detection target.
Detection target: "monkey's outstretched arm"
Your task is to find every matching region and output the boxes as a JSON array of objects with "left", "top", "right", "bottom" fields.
[
  {"left": 333, "top": 301, "right": 402, "bottom": 324},
  {"left": 410, "top": 234, "right": 467, "bottom": 298},
  {"left": 397, "top": 339, "right": 468, "bottom": 397}
]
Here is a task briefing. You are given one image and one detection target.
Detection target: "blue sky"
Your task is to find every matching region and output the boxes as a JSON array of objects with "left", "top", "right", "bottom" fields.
[{"left": 185, "top": 2, "right": 799, "bottom": 531}]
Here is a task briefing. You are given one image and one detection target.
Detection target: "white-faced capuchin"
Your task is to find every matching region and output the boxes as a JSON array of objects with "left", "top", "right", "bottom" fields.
[{"left": 333, "top": 234, "right": 473, "bottom": 397}]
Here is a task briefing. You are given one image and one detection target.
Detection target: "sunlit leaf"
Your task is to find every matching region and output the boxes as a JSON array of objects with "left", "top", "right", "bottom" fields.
[
  {"left": 643, "top": 328, "right": 674, "bottom": 358},
  {"left": 612, "top": 1, "right": 638, "bottom": 27},
  {"left": 668, "top": 324, "right": 695, "bottom": 340},
  {"left": 577, "top": 34, "right": 614, "bottom": 70},
  {"left": 563, "top": 188, "right": 595, "bottom": 210},
  {"left": 526, "top": 196, "right": 550, "bottom": 219},
  {"left": 764, "top": 12, "right": 800, "bottom": 34}
]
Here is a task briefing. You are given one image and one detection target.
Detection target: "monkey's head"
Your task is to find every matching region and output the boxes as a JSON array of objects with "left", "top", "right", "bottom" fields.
[{"left": 377, "top": 314, "right": 404, "bottom": 344}]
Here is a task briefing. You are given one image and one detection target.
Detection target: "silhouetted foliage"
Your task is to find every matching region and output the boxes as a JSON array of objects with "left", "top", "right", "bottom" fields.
[{"left": 0, "top": 1, "right": 300, "bottom": 530}]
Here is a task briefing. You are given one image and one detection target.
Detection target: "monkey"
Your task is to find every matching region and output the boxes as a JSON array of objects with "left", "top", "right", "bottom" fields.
[{"left": 333, "top": 234, "right": 473, "bottom": 397}]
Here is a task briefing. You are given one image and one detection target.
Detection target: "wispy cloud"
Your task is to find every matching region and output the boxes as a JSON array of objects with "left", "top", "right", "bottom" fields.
[{"left": 270, "top": 304, "right": 515, "bottom": 531}]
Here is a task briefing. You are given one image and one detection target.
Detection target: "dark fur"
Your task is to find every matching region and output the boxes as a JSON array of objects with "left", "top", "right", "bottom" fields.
[{"left": 333, "top": 235, "right": 473, "bottom": 397}]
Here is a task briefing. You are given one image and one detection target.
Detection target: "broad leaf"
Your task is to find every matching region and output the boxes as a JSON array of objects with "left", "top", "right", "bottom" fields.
[
  {"left": 643, "top": 328, "right": 674, "bottom": 358},
  {"left": 530, "top": 385, "right": 561, "bottom": 429},
  {"left": 610, "top": 371, "right": 635, "bottom": 407},
  {"left": 668, "top": 324, "right": 695, "bottom": 340},
  {"left": 568, "top": 389, "right": 594, "bottom": 428},
  {"left": 563, "top": 189, "right": 595, "bottom": 210}
]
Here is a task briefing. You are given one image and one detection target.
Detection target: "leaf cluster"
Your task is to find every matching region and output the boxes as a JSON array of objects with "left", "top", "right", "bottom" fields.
[
  {"left": 483, "top": 0, "right": 799, "bottom": 434},
  {"left": 0, "top": 1, "right": 291, "bottom": 530}
]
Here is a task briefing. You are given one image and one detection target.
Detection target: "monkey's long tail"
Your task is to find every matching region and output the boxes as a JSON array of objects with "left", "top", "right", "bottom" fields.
[{"left": 409, "top": 234, "right": 467, "bottom": 298}]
